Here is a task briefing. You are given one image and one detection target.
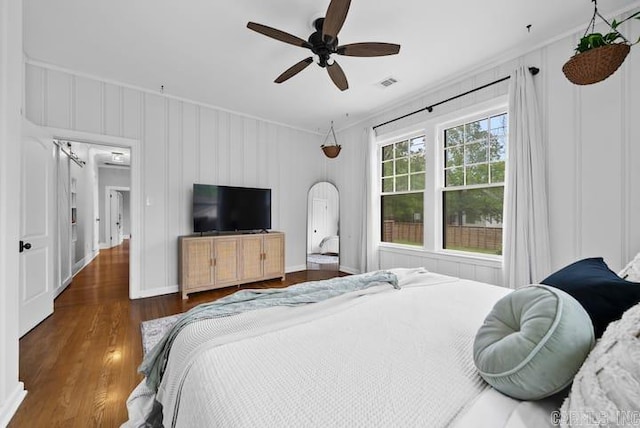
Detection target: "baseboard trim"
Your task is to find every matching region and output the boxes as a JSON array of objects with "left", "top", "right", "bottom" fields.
[
  {"left": 99, "top": 242, "right": 109, "bottom": 249},
  {"left": 54, "top": 276, "right": 73, "bottom": 298},
  {"left": 285, "top": 264, "right": 307, "bottom": 274},
  {"left": 72, "top": 250, "right": 99, "bottom": 277},
  {"left": 339, "top": 265, "right": 361, "bottom": 275},
  {"left": 0, "top": 382, "right": 27, "bottom": 427},
  {"left": 131, "top": 285, "right": 179, "bottom": 300}
]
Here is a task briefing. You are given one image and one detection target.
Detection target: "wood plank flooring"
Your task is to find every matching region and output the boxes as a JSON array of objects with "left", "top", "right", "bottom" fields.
[{"left": 10, "top": 241, "right": 344, "bottom": 427}]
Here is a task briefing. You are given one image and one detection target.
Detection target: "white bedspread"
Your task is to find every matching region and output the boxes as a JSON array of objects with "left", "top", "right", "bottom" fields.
[{"left": 125, "top": 270, "right": 527, "bottom": 428}]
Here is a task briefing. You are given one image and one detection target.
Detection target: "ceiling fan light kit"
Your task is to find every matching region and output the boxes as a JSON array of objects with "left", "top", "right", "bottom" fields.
[{"left": 247, "top": 0, "right": 401, "bottom": 91}]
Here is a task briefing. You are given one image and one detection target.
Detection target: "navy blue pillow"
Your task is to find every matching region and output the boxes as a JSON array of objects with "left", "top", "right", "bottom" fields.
[{"left": 541, "top": 257, "right": 640, "bottom": 338}]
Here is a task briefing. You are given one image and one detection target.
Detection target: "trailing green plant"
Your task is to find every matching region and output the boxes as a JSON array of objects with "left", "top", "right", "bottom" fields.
[{"left": 575, "top": 10, "right": 640, "bottom": 54}]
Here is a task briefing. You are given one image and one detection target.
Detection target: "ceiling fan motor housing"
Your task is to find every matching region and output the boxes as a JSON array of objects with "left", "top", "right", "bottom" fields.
[{"left": 309, "top": 18, "right": 338, "bottom": 67}]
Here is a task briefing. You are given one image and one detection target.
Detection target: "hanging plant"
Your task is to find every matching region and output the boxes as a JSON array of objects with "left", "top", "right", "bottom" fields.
[
  {"left": 563, "top": 2, "right": 640, "bottom": 85},
  {"left": 321, "top": 121, "right": 341, "bottom": 159}
]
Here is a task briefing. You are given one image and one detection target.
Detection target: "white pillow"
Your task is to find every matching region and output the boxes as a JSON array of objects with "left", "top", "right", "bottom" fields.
[
  {"left": 560, "top": 302, "right": 640, "bottom": 427},
  {"left": 618, "top": 252, "right": 640, "bottom": 282}
]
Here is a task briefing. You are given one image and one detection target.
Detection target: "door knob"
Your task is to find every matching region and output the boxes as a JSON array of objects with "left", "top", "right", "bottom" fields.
[{"left": 19, "top": 241, "right": 32, "bottom": 252}]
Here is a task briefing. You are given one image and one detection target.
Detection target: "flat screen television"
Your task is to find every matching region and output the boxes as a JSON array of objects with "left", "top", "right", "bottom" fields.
[{"left": 193, "top": 184, "right": 271, "bottom": 233}]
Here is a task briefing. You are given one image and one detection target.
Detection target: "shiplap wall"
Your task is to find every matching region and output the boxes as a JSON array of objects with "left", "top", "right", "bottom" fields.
[
  {"left": 25, "top": 63, "right": 328, "bottom": 295},
  {"left": 335, "top": 9, "right": 640, "bottom": 285}
]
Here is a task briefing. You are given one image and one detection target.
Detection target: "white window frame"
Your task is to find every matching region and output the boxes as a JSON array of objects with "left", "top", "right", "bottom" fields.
[
  {"left": 374, "top": 96, "right": 507, "bottom": 265},
  {"left": 378, "top": 131, "right": 428, "bottom": 249},
  {"left": 435, "top": 102, "right": 508, "bottom": 260}
]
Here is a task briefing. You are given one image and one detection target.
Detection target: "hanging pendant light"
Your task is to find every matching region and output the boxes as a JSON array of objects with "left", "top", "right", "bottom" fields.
[{"left": 321, "top": 121, "right": 341, "bottom": 159}]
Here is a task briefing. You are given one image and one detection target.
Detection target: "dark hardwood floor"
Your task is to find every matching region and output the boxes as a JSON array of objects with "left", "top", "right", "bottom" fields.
[{"left": 10, "top": 241, "right": 344, "bottom": 427}]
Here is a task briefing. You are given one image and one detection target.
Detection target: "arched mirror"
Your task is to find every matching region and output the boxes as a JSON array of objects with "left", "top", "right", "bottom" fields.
[{"left": 307, "top": 182, "right": 339, "bottom": 271}]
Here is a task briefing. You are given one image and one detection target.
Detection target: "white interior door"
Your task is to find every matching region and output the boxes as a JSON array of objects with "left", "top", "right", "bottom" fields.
[
  {"left": 19, "top": 136, "right": 55, "bottom": 337},
  {"left": 311, "top": 198, "right": 328, "bottom": 253},
  {"left": 109, "top": 189, "right": 121, "bottom": 248}
]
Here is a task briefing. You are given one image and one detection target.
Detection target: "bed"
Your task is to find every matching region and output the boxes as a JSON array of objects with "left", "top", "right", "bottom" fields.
[
  {"left": 319, "top": 235, "right": 339, "bottom": 255},
  {"left": 123, "top": 269, "right": 564, "bottom": 428}
]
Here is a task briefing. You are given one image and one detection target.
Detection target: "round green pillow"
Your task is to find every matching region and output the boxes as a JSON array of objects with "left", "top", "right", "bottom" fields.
[{"left": 473, "top": 284, "right": 595, "bottom": 400}]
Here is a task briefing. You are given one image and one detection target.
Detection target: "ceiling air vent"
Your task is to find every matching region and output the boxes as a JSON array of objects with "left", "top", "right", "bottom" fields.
[{"left": 379, "top": 77, "right": 398, "bottom": 88}]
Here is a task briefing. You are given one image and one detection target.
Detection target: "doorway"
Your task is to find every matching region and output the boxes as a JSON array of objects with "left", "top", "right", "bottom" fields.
[
  {"left": 306, "top": 182, "right": 340, "bottom": 271},
  {"left": 105, "top": 187, "right": 130, "bottom": 248},
  {"left": 55, "top": 140, "right": 131, "bottom": 295}
]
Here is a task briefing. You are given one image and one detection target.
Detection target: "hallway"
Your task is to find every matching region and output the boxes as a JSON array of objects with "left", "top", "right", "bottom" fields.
[{"left": 10, "top": 241, "right": 343, "bottom": 426}]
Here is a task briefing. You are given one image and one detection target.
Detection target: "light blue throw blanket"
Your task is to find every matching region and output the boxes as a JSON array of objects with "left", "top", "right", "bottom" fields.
[{"left": 140, "top": 270, "right": 399, "bottom": 391}]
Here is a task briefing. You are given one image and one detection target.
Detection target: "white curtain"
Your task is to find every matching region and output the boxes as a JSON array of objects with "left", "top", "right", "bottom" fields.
[
  {"left": 359, "top": 127, "right": 379, "bottom": 273},
  {"left": 503, "top": 66, "right": 551, "bottom": 288}
]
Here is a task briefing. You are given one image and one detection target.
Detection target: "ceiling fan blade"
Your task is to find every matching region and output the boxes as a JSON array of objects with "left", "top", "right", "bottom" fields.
[
  {"left": 247, "top": 22, "right": 311, "bottom": 49},
  {"left": 275, "top": 57, "right": 314, "bottom": 84},
  {"left": 327, "top": 61, "right": 349, "bottom": 91},
  {"left": 322, "top": 0, "right": 351, "bottom": 42},
  {"left": 337, "top": 42, "right": 401, "bottom": 57}
]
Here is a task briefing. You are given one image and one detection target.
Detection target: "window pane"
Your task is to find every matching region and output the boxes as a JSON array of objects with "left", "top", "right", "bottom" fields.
[
  {"left": 382, "top": 178, "right": 394, "bottom": 192},
  {"left": 383, "top": 161, "right": 394, "bottom": 177},
  {"left": 396, "top": 158, "right": 409, "bottom": 175},
  {"left": 445, "top": 167, "right": 464, "bottom": 187},
  {"left": 466, "top": 164, "right": 489, "bottom": 185},
  {"left": 445, "top": 126, "right": 464, "bottom": 147},
  {"left": 382, "top": 144, "right": 394, "bottom": 161},
  {"left": 410, "top": 154, "right": 425, "bottom": 172},
  {"left": 381, "top": 193, "right": 424, "bottom": 246},
  {"left": 410, "top": 173, "right": 425, "bottom": 191},
  {"left": 395, "top": 141, "right": 409, "bottom": 157},
  {"left": 490, "top": 161, "right": 505, "bottom": 183},
  {"left": 443, "top": 187, "right": 504, "bottom": 255},
  {"left": 465, "top": 142, "right": 488, "bottom": 164},
  {"left": 445, "top": 146, "right": 463, "bottom": 168},
  {"left": 489, "top": 136, "right": 506, "bottom": 161},
  {"left": 410, "top": 137, "right": 425, "bottom": 153},
  {"left": 396, "top": 175, "right": 409, "bottom": 191},
  {"left": 465, "top": 120, "right": 488, "bottom": 143},
  {"left": 490, "top": 114, "right": 507, "bottom": 130},
  {"left": 380, "top": 134, "right": 426, "bottom": 248}
]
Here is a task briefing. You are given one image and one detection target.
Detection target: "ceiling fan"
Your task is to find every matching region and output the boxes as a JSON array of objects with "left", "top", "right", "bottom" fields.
[{"left": 247, "top": 0, "right": 400, "bottom": 91}]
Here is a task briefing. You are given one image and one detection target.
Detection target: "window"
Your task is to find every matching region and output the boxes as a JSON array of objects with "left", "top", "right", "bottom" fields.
[
  {"left": 442, "top": 113, "right": 507, "bottom": 255},
  {"left": 381, "top": 136, "right": 425, "bottom": 246}
]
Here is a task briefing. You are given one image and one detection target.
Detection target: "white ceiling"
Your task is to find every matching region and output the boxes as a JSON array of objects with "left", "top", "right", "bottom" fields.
[
  {"left": 92, "top": 147, "right": 130, "bottom": 168},
  {"left": 23, "top": 0, "right": 639, "bottom": 133},
  {"left": 68, "top": 141, "right": 131, "bottom": 167}
]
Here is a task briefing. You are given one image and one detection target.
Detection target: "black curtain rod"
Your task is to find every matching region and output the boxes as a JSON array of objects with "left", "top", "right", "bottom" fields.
[{"left": 373, "top": 67, "right": 540, "bottom": 130}]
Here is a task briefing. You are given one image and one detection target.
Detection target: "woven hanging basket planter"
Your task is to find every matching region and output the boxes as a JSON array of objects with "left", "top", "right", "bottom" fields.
[
  {"left": 562, "top": 43, "right": 630, "bottom": 85},
  {"left": 321, "top": 145, "right": 342, "bottom": 158}
]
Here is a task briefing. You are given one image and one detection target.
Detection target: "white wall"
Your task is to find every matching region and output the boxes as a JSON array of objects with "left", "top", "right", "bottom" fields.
[
  {"left": 25, "top": 63, "right": 329, "bottom": 294},
  {"left": 57, "top": 153, "right": 72, "bottom": 290},
  {"left": 335, "top": 7, "right": 640, "bottom": 285},
  {"left": 70, "top": 143, "right": 99, "bottom": 273},
  {"left": 0, "top": 0, "right": 26, "bottom": 424},
  {"left": 122, "top": 191, "right": 131, "bottom": 236},
  {"left": 98, "top": 167, "right": 130, "bottom": 245}
]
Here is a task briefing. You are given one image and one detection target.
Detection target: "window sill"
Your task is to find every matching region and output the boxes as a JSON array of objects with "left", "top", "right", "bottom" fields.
[{"left": 378, "top": 243, "right": 502, "bottom": 268}]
